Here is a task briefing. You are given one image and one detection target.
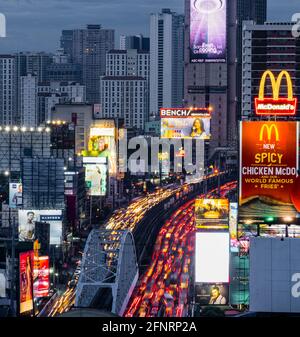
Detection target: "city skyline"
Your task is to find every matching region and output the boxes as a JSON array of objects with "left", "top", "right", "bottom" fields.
[{"left": 0, "top": 0, "right": 299, "bottom": 53}]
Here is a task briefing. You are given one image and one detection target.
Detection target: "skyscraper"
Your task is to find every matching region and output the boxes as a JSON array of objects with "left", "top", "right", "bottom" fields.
[
  {"left": 100, "top": 49, "right": 149, "bottom": 130},
  {"left": 184, "top": 0, "right": 228, "bottom": 152},
  {"left": 119, "top": 34, "right": 150, "bottom": 51},
  {"left": 150, "top": 9, "right": 184, "bottom": 117},
  {"left": 184, "top": 0, "right": 267, "bottom": 153},
  {"left": 60, "top": 25, "right": 115, "bottom": 104},
  {"left": 242, "top": 21, "right": 299, "bottom": 119},
  {"left": 0, "top": 55, "right": 17, "bottom": 125}
]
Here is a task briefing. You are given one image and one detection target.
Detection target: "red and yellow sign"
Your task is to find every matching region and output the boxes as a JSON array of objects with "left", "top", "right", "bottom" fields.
[
  {"left": 255, "top": 70, "right": 297, "bottom": 116},
  {"left": 240, "top": 122, "right": 298, "bottom": 212},
  {"left": 19, "top": 251, "right": 34, "bottom": 314}
]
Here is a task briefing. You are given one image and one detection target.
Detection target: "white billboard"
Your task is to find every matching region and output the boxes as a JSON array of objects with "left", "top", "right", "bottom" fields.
[
  {"left": 250, "top": 237, "right": 300, "bottom": 313},
  {"left": 0, "top": 269, "right": 6, "bottom": 298},
  {"left": 18, "top": 210, "right": 62, "bottom": 245},
  {"left": 9, "top": 183, "right": 23, "bottom": 209},
  {"left": 195, "top": 232, "right": 230, "bottom": 283}
]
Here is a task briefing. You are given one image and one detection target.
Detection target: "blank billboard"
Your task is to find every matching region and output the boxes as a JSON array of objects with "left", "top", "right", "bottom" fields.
[
  {"left": 195, "top": 232, "right": 230, "bottom": 283},
  {"left": 250, "top": 237, "right": 300, "bottom": 313}
]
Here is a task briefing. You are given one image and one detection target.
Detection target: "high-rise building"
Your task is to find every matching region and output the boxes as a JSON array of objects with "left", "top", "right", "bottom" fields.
[
  {"left": 150, "top": 9, "right": 184, "bottom": 116},
  {"left": 184, "top": 0, "right": 267, "bottom": 153},
  {"left": 235, "top": 0, "right": 267, "bottom": 120},
  {"left": 60, "top": 25, "right": 115, "bottom": 104},
  {"left": 237, "top": 0, "right": 267, "bottom": 24},
  {"left": 242, "top": 21, "right": 299, "bottom": 118},
  {"left": 100, "top": 49, "right": 149, "bottom": 130},
  {"left": 37, "top": 81, "right": 86, "bottom": 124},
  {"left": 119, "top": 34, "right": 150, "bottom": 51},
  {"left": 184, "top": 1, "right": 228, "bottom": 152},
  {"left": 46, "top": 50, "right": 82, "bottom": 83},
  {"left": 20, "top": 74, "right": 38, "bottom": 126},
  {"left": 0, "top": 55, "right": 17, "bottom": 125},
  {"left": 0, "top": 52, "right": 53, "bottom": 125},
  {"left": 16, "top": 52, "right": 53, "bottom": 82}
]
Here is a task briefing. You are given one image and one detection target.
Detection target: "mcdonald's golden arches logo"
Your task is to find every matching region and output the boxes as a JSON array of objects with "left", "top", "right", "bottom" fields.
[
  {"left": 255, "top": 70, "right": 297, "bottom": 116},
  {"left": 259, "top": 124, "right": 279, "bottom": 142}
]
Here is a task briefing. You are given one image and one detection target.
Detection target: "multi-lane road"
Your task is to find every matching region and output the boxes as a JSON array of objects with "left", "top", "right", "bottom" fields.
[
  {"left": 45, "top": 173, "right": 233, "bottom": 317},
  {"left": 125, "top": 181, "right": 237, "bottom": 317}
]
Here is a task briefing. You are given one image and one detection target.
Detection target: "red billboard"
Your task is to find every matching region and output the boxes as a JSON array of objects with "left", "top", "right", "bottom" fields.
[
  {"left": 33, "top": 256, "right": 50, "bottom": 298},
  {"left": 19, "top": 251, "right": 34, "bottom": 314},
  {"left": 240, "top": 121, "right": 299, "bottom": 219}
]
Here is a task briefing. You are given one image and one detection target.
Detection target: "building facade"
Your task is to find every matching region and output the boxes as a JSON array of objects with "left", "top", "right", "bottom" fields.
[
  {"left": 150, "top": 9, "right": 184, "bottom": 116},
  {"left": 37, "top": 81, "right": 86, "bottom": 124},
  {"left": 60, "top": 25, "right": 115, "bottom": 104},
  {"left": 119, "top": 34, "right": 150, "bottom": 51},
  {"left": 99, "top": 49, "right": 150, "bottom": 130},
  {"left": 242, "top": 22, "right": 299, "bottom": 118},
  {"left": 20, "top": 74, "right": 38, "bottom": 126}
]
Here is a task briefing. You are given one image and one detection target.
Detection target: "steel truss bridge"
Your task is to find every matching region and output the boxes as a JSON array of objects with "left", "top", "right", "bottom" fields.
[{"left": 75, "top": 229, "right": 138, "bottom": 316}]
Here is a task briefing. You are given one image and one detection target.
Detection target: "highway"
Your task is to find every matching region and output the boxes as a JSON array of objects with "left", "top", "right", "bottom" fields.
[
  {"left": 44, "top": 172, "right": 231, "bottom": 317},
  {"left": 125, "top": 181, "right": 237, "bottom": 317}
]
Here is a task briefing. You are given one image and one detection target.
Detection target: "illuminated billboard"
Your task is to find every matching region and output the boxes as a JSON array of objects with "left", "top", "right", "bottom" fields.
[
  {"left": 18, "top": 210, "right": 63, "bottom": 245},
  {"left": 190, "top": 0, "right": 227, "bottom": 63},
  {"left": 9, "top": 183, "right": 22, "bottom": 209},
  {"left": 239, "top": 121, "right": 299, "bottom": 220},
  {"left": 195, "top": 198, "right": 229, "bottom": 230},
  {"left": 229, "top": 203, "right": 238, "bottom": 251},
  {"left": 82, "top": 121, "right": 117, "bottom": 176},
  {"left": 195, "top": 283, "right": 229, "bottom": 305},
  {"left": 255, "top": 70, "right": 297, "bottom": 116},
  {"left": 84, "top": 163, "right": 108, "bottom": 196},
  {"left": 195, "top": 232, "right": 230, "bottom": 283},
  {"left": 33, "top": 256, "right": 50, "bottom": 298},
  {"left": 160, "top": 108, "right": 211, "bottom": 139},
  {"left": 19, "top": 251, "right": 34, "bottom": 314}
]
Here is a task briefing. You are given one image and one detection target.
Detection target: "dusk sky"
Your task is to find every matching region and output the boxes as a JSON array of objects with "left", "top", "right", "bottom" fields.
[{"left": 0, "top": 0, "right": 299, "bottom": 53}]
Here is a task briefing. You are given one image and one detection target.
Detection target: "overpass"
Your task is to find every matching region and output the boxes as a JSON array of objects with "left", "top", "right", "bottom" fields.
[{"left": 75, "top": 230, "right": 138, "bottom": 316}]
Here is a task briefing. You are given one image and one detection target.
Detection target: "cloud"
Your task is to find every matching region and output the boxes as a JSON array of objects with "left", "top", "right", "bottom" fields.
[{"left": 0, "top": 0, "right": 298, "bottom": 52}]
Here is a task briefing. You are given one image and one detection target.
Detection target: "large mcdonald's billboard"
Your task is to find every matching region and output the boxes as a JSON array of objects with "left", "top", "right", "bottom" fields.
[
  {"left": 255, "top": 70, "right": 297, "bottom": 116},
  {"left": 239, "top": 121, "right": 299, "bottom": 220}
]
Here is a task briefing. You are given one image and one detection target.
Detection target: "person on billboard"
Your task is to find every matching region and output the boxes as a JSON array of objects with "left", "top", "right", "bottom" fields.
[
  {"left": 11, "top": 184, "right": 22, "bottom": 207},
  {"left": 190, "top": 119, "right": 208, "bottom": 138},
  {"left": 209, "top": 286, "right": 227, "bottom": 305},
  {"left": 19, "top": 211, "right": 36, "bottom": 242},
  {"left": 82, "top": 136, "right": 110, "bottom": 157}
]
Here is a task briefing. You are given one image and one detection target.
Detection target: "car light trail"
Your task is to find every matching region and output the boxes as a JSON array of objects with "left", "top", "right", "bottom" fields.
[{"left": 124, "top": 181, "right": 237, "bottom": 317}]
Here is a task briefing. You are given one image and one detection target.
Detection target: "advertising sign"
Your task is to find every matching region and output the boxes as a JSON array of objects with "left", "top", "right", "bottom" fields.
[
  {"left": 229, "top": 203, "right": 238, "bottom": 251},
  {"left": 9, "top": 183, "right": 22, "bottom": 209},
  {"left": 160, "top": 108, "right": 211, "bottom": 139},
  {"left": 33, "top": 256, "right": 50, "bottom": 298},
  {"left": 84, "top": 163, "right": 108, "bottom": 196},
  {"left": 195, "top": 283, "right": 229, "bottom": 305},
  {"left": 239, "top": 121, "right": 299, "bottom": 220},
  {"left": 195, "top": 198, "right": 229, "bottom": 230},
  {"left": 0, "top": 269, "right": 6, "bottom": 298},
  {"left": 19, "top": 251, "right": 34, "bottom": 314},
  {"left": 255, "top": 70, "right": 297, "bottom": 116},
  {"left": 190, "top": 0, "right": 227, "bottom": 63},
  {"left": 195, "top": 232, "right": 230, "bottom": 283},
  {"left": 81, "top": 121, "right": 117, "bottom": 176},
  {"left": 18, "top": 210, "right": 63, "bottom": 245}
]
